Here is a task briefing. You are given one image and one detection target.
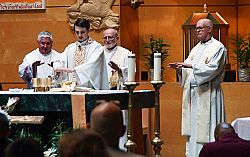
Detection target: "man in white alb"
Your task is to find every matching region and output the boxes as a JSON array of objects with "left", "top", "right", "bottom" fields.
[
  {"left": 103, "top": 28, "right": 131, "bottom": 89},
  {"left": 55, "top": 18, "right": 108, "bottom": 90},
  {"left": 18, "top": 31, "right": 61, "bottom": 88},
  {"left": 168, "top": 19, "right": 227, "bottom": 157}
]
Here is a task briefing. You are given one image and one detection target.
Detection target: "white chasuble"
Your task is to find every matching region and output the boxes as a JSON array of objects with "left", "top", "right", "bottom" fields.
[{"left": 61, "top": 38, "right": 109, "bottom": 90}]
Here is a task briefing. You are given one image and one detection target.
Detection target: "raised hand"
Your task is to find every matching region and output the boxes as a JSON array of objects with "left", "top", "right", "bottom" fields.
[
  {"left": 168, "top": 62, "right": 192, "bottom": 69},
  {"left": 32, "top": 61, "right": 44, "bottom": 68},
  {"left": 108, "top": 61, "right": 121, "bottom": 73},
  {"left": 167, "top": 62, "right": 181, "bottom": 69}
]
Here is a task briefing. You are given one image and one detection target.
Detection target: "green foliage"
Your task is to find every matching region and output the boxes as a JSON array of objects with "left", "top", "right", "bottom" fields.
[
  {"left": 45, "top": 122, "right": 71, "bottom": 156},
  {"left": 143, "top": 35, "right": 170, "bottom": 69},
  {"left": 232, "top": 33, "right": 250, "bottom": 68},
  {"left": 11, "top": 122, "right": 71, "bottom": 157},
  {"left": 14, "top": 127, "right": 44, "bottom": 146}
]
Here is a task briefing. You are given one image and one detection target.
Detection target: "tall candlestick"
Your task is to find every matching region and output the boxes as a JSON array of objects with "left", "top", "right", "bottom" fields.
[
  {"left": 128, "top": 54, "right": 136, "bottom": 82},
  {"left": 154, "top": 53, "right": 161, "bottom": 81}
]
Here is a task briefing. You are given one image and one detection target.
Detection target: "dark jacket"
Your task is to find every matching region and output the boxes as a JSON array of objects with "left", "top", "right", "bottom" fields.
[
  {"left": 199, "top": 133, "right": 250, "bottom": 157},
  {"left": 0, "top": 138, "right": 13, "bottom": 157}
]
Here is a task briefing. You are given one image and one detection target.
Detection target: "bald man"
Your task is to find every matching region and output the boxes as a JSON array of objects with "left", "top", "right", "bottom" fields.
[
  {"left": 199, "top": 123, "right": 250, "bottom": 157},
  {"left": 90, "top": 101, "right": 145, "bottom": 157},
  {"left": 90, "top": 101, "right": 125, "bottom": 149},
  {"left": 168, "top": 18, "right": 227, "bottom": 157},
  {"left": 103, "top": 28, "right": 131, "bottom": 90}
]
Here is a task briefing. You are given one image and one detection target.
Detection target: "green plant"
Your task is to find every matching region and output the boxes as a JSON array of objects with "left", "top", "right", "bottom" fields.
[
  {"left": 44, "top": 122, "right": 71, "bottom": 156},
  {"left": 143, "top": 35, "right": 170, "bottom": 69},
  {"left": 12, "top": 126, "right": 44, "bottom": 146},
  {"left": 232, "top": 33, "right": 250, "bottom": 69}
]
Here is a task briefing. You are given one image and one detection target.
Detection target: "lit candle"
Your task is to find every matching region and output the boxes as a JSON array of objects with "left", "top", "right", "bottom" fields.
[
  {"left": 128, "top": 53, "right": 136, "bottom": 82},
  {"left": 154, "top": 53, "right": 161, "bottom": 81}
]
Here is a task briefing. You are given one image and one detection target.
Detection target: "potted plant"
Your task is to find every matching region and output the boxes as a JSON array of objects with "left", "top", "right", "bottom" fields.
[
  {"left": 232, "top": 33, "right": 250, "bottom": 82},
  {"left": 143, "top": 35, "right": 170, "bottom": 80}
]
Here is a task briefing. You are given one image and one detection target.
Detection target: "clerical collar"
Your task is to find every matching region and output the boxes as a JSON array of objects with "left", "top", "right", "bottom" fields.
[
  {"left": 106, "top": 45, "right": 118, "bottom": 53},
  {"left": 107, "top": 44, "right": 118, "bottom": 51},
  {"left": 77, "top": 37, "right": 94, "bottom": 46},
  {"left": 200, "top": 37, "right": 212, "bottom": 44},
  {"left": 40, "top": 50, "right": 52, "bottom": 56}
]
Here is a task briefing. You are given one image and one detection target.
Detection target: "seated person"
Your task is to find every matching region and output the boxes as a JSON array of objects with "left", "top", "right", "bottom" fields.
[
  {"left": 5, "top": 138, "right": 44, "bottom": 157},
  {"left": 90, "top": 100, "right": 145, "bottom": 157},
  {"left": 58, "top": 128, "right": 109, "bottom": 157},
  {"left": 18, "top": 31, "right": 61, "bottom": 88},
  {"left": 199, "top": 122, "right": 250, "bottom": 157},
  {"left": 0, "top": 112, "right": 13, "bottom": 157}
]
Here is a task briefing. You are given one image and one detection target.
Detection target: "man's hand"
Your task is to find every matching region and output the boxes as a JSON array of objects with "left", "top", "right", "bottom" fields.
[
  {"left": 167, "top": 62, "right": 182, "bottom": 69},
  {"left": 168, "top": 62, "right": 192, "bottom": 69},
  {"left": 54, "top": 67, "right": 75, "bottom": 73},
  {"left": 108, "top": 61, "right": 121, "bottom": 73},
  {"left": 32, "top": 61, "right": 44, "bottom": 68}
]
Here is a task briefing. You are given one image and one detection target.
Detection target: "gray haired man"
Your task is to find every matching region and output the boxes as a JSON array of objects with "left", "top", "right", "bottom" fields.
[{"left": 18, "top": 31, "right": 61, "bottom": 88}]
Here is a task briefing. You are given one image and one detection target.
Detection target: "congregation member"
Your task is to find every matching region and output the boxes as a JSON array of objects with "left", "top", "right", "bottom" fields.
[
  {"left": 18, "top": 31, "right": 61, "bottom": 89},
  {"left": 0, "top": 112, "right": 12, "bottom": 157},
  {"left": 168, "top": 18, "right": 227, "bottom": 157},
  {"left": 54, "top": 18, "right": 108, "bottom": 90},
  {"left": 90, "top": 100, "right": 145, "bottom": 157},
  {"left": 58, "top": 129, "right": 109, "bottom": 157},
  {"left": 5, "top": 138, "right": 44, "bottom": 157},
  {"left": 103, "top": 28, "right": 131, "bottom": 90},
  {"left": 199, "top": 122, "right": 250, "bottom": 157}
]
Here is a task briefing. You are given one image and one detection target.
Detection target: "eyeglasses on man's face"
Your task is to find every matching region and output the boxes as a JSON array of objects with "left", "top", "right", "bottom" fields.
[
  {"left": 103, "top": 36, "right": 115, "bottom": 41},
  {"left": 195, "top": 26, "right": 210, "bottom": 32}
]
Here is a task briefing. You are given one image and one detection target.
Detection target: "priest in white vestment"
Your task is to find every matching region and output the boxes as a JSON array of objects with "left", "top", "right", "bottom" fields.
[
  {"left": 18, "top": 31, "right": 62, "bottom": 89},
  {"left": 54, "top": 18, "right": 108, "bottom": 90},
  {"left": 103, "top": 28, "right": 131, "bottom": 89},
  {"left": 102, "top": 28, "right": 132, "bottom": 151},
  {"left": 168, "top": 19, "right": 227, "bottom": 157}
]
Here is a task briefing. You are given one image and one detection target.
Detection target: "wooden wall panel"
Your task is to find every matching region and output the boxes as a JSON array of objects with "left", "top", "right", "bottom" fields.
[
  {"left": 141, "top": 0, "right": 236, "bottom": 5},
  {"left": 238, "top": 0, "right": 250, "bottom": 5},
  {"left": 238, "top": 4, "right": 250, "bottom": 35},
  {"left": 46, "top": 0, "right": 75, "bottom": 7},
  {"left": 223, "top": 82, "right": 250, "bottom": 123}
]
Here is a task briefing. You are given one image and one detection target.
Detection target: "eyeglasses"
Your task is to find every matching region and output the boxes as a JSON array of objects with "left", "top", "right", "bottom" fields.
[
  {"left": 195, "top": 26, "right": 210, "bottom": 32},
  {"left": 103, "top": 36, "right": 115, "bottom": 41}
]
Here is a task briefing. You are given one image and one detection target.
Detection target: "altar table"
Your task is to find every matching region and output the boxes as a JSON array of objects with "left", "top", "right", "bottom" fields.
[{"left": 0, "top": 90, "right": 155, "bottom": 128}]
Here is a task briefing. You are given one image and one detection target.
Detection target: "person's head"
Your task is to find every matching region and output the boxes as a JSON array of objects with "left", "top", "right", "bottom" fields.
[
  {"left": 103, "top": 28, "right": 119, "bottom": 50},
  {"left": 0, "top": 112, "right": 10, "bottom": 138},
  {"left": 37, "top": 31, "right": 53, "bottom": 55},
  {"left": 5, "top": 138, "right": 44, "bottom": 157},
  {"left": 195, "top": 18, "right": 213, "bottom": 43},
  {"left": 90, "top": 101, "right": 125, "bottom": 149},
  {"left": 58, "top": 129, "right": 109, "bottom": 157},
  {"left": 74, "top": 18, "right": 90, "bottom": 42},
  {"left": 214, "top": 122, "right": 236, "bottom": 141}
]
